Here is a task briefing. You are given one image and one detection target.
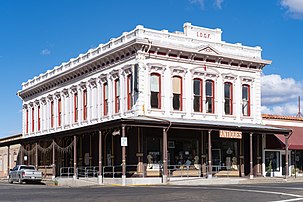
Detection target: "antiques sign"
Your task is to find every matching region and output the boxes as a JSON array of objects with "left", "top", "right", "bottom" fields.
[{"left": 219, "top": 130, "right": 242, "bottom": 139}]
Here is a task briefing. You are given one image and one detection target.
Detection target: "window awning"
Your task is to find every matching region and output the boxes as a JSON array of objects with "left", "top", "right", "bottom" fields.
[{"left": 274, "top": 126, "right": 303, "bottom": 150}]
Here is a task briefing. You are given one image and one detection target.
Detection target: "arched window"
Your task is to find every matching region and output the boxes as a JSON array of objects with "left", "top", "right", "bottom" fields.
[
  {"left": 127, "top": 75, "right": 133, "bottom": 110},
  {"left": 242, "top": 84, "right": 250, "bottom": 116},
  {"left": 224, "top": 82, "right": 233, "bottom": 115},
  {"left": 103, "top": 83, "right": 108, "bottom": 116},
  {"left": 150, "top": 73, "right": 161, "bottom": 109},
  {"left": 31, "top": 107, "right": 34, "bottom": 132},
  {"left": 26, "top": 109, "right": 29, "bottom": 134},
  {"left": 205, "top": 80, "right": 214, "bottom": 113},
  {"left": 51, "top": 100, "right": 55, "bottom": 127},
  {"left": 83, "top": 90, "right": 87, "bottom": 120},
  {"left": 38, "top": 105, "right": 41, "bottom": 131},
  {"left": 58, "top": 98, "right": 62, "bottom": 126},
  {"left": 193, "top": 78, "right": 203, "bottom": 112},
  {"left": 74, "top": 93, "right": 78, "bottom": 122},
  {"left": 115, "top": 79, "right": 120, "bottom": 113},
  {"left": 172, "top": 76, "right": 182, "bottom": 111}
]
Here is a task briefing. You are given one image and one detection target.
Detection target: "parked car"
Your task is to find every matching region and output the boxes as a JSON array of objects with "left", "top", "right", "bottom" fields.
[{"left": 8, "top": 165, "right": 43, "bottom": 184}]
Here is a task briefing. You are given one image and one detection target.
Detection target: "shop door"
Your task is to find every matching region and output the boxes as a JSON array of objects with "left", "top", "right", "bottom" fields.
[{"left": 282, "top": 155, "right": 286, "bottom": 176}]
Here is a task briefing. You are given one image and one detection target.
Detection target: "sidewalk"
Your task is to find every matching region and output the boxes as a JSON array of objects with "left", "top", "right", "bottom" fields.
[{"left": 2, "top": 176, "right": 303, "bottom": 186}]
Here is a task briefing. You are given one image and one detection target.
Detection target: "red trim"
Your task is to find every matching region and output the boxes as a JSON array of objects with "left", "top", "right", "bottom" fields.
[
  {"left": 26, "top": 109, "right": 28, "bottom": 134},
  {"left": 206, "top": 80, "right": 215, "bottom": 113},
  {"left": 58, "top": 99, "right": 62, "bottom": 126},
  {"left": 151, "top": 73, "right": 161, "bottom": 109},
  {"left": 114, "top": 79, "right": 120, "bottom": 113},
  {"left": 51, "top": 101, "right": 54, "bottom": 128},
  {"left": 31, "top": 107, "right": 34, "bottom": 132},
  {"left": 242, "top": 84, "right": 251, "bottom": 116},
  {"left": 173, "top": 76, "right": 182, "bottom": 111},
  {"left": 127, "top": 75, "right": 132, "bottom": 110},
  {"left": 74, "top": 93, "right": 78, "bottom": 122},
  {"left": 38, "top": 106, "right": 41, "bottom": 131},
  {"left": 103, "top": 83, "right": 108, "bottom": 116},
  {"left": 193, "top": 78, "right": 203, "bottom": 112},
  {"left": 83, "top": 90, "right": 87, "bottom": 120},
  {"left": 224, "top": 82, "right": 233, "bottom": 115}
]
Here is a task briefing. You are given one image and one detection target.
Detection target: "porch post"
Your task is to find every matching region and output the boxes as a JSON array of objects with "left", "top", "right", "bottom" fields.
[
  {"left": 7, "top": 145, "right": 10, "bottom": 178},
  {"left": 162, "top": 128, "right": 168, "bottom": 184},
  {"left": 137, "top": 127, "right": 143, "bottom": 175},
  {"left": 73, "top": 135, "right": 77, "bottom": 179},
  {"left": 201, "top": 131, "right": 206, "bottom": 177},
  {"left": 20, "top": 144, "right": 24, "bottom": 165},
  {"left": 52, "top": 139, "right": 56, "bottom": 179},
  {"left": 285, "top": 135, "right": 289, "bottom": 178},
  {"left": 250, "top": 132, "right": 253, "bottom": 179},
  {"left": 35, "top": 143, "right": 38, "bottom": 169},
  {"left": 208, "top": 130, "right": 212, "bottom": 179},
  {"left": 98, "top": 131, "right": 103, "bottom": 184},
  {"left": 121, "top": 125, "right": 126, "bottom": 186}
]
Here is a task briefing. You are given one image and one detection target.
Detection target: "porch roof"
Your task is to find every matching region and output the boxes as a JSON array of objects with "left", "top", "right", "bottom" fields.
[
  {"left": 123, "top": 116, "right": 291, "bottom": 135},
  {"left": 272, "top": 126, "right": 303, "bottom": 150},
  {"left": 0, "top": 116, "right": 291, "bottom": 147}
]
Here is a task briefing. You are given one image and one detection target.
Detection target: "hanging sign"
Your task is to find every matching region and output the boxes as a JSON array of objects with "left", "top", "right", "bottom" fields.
[
  {"left": 121, "top": 137, "right": 128, "bottom": 147},
  {"left": 219, "top": 130, "right": 242, "bottom": 139}
]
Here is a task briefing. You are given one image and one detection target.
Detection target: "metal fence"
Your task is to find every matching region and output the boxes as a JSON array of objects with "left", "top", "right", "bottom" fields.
[
  {"left": 59, "top": 164, "right": 240, "bottom": 179},
  {"left": 102, "top": 165, "right": 140, "bottom": 178},
  {"left": 167, "top": 164, "right": 201, "bottom": 178},
  {"left": 59, "top": 167, "right": 74, "bottom": 178}
]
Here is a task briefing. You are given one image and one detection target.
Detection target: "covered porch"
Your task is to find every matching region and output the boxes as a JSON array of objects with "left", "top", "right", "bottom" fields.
[{"left": 0, "top": 116, "right": 291, "bottom": 185}]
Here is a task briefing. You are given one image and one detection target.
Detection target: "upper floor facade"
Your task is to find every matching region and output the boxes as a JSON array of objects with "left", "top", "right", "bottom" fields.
[{"left": 18, "top": 23, "right": 271, "bottom": 137}]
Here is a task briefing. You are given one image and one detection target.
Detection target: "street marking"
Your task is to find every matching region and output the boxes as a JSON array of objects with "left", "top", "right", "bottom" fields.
[
  {"left": 270, "top": 198, "right": 303, "bottom": 202},
  {"left": 240, "top": 185, "right": 303, "bottom": 191},
  {"left": 217, "top": 188, "right": 303, "bottom": 198},
  {"left": 150, "top": 186, "right": 303, "bottom": 200}
]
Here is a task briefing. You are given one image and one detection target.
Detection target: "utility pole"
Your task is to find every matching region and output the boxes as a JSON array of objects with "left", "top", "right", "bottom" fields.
[{"left": 296, "top": 96, "right": 302, "bottom": 117}]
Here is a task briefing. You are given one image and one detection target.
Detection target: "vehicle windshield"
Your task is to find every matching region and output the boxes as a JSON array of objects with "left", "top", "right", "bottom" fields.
[{"left": 20, "top": 166, "right": 35, "bottom": 170}]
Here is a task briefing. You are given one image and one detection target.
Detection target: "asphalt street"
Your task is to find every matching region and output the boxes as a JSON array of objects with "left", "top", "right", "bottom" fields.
[{"left": 1, "top": 181, "right": 303, "bottom": 202}]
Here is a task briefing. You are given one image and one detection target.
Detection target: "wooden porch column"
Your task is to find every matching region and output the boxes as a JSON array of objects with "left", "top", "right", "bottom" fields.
[
  {"left": 240, "top": 138, "right": 245, "bottom": 177},
  {"left": 256, "top": 135, "right": 261, "bottom": 176},
  {"left": 73, "top": 135, "right": 77, "bottom": 179},
  {"left": 250, "top": 132, "right": 253, "bottom": 179},
  {"left": 121, "top": 125, "right": 126, "bottom": 186},
  {"left": 98, "top": 131, "right": 102, "bottom": 184},
  {"left": 137, "top": 127, "right": 143, "bottom": 175},
  {"left": 285, "top": 135, "right": 289, "bottom": 178},
  {"left": 162, "top": 128, "right": 168, "bottom": 184},
  {"left": 201, "top": 131, "right": 206, "bottom": 177},
  {"left": 52, "top": 139, "right": 55, "bottom": 179},
  {"left": 35, "top": 143, "right": 38, "bottom": 169},
  {"left": 7, "top": 145, "right": 10, "bottom": 177},
  {"left": 208, "top": 130, "right": 212, "bottom": 179},
  {"left": 20, "top": 144, "right": 24, "bottom": 165}
]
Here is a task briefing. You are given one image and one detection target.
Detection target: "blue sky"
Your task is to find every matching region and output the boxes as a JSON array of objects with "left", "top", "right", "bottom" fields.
[{"left": 0, "top": 0, "right": 303, "bottom": 137}]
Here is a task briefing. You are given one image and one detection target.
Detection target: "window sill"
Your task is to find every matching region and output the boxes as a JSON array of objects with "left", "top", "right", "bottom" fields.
[
  {"left": 72, "top": 122, "right": 79, "bottom": 127},
  {"left": 222, "top": 114, "right": 237, "bottom": 119},
  {"left": 147, "top": 108, "right": 165, "bottom": 114},
  {"left": 170, "top": 110, "right": 186, "bottom": 115}
]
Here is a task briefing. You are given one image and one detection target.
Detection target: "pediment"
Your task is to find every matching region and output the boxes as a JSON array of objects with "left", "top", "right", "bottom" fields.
[{"left": 197, "top": 45, "right": 220, "bottom": 55}]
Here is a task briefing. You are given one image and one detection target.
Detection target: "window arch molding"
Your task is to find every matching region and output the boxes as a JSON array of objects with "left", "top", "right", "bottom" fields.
[
  {"left": 147, "top": 63, "right": 166, "bottom": 75},
  {"left": 149, "top": 72, "right": 162, "bottom": 109}
]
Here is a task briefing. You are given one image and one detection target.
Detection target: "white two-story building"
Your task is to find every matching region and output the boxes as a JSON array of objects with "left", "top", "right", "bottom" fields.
[{"left": 2, "top": 23, "right": 291, "bottom": 184}]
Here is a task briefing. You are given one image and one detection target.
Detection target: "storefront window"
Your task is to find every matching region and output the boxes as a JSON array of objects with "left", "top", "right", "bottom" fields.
[{"left": 265, "top": 151, "right": 280, "bottom": 172}]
